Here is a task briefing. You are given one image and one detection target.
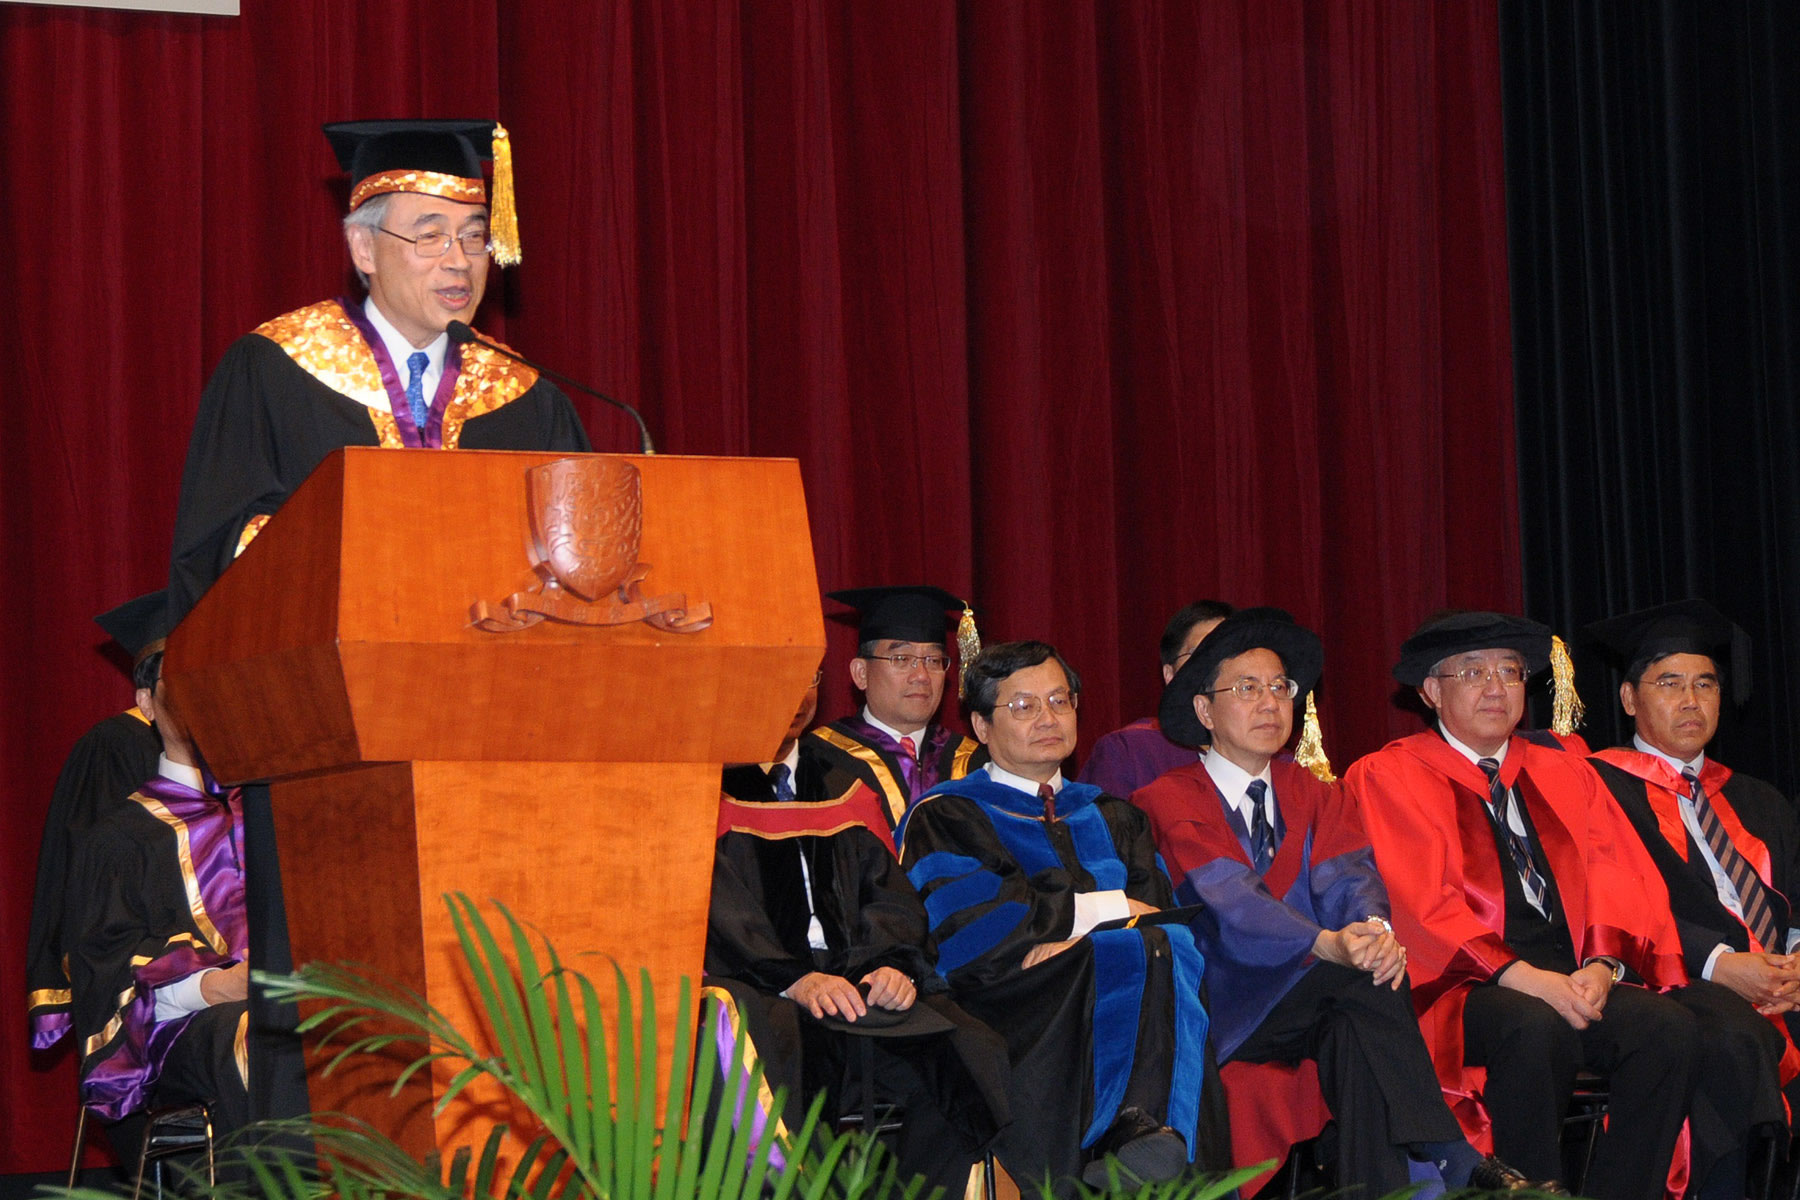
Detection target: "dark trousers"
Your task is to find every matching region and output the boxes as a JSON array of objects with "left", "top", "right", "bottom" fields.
[
  {"left": 155, "top": 1000, "right": 252, "bottom": 1139},
  {"left": 1232, "top": 962, "right": 1461, "bottom": 1194},
  {"left": 1463, "top": 983, "right": 1696, "bottom": 1200},
  {"left": 1671, "top": 981, "right": 1788, "bottom": 1199}
]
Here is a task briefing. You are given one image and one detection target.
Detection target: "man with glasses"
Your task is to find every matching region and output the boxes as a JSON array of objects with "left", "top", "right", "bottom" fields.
[
  {"left": 1585, "top": 602, "right": 1797, "bottom": 1161},
  {"left": 900, "top": 641, "right": 1222, "bottom": 1189},
  {"left": 167, "top": 118, "right": 590, "bottom": 624},
  {"left": 161, "top": 119, "right": 591, "bottom": 1128},
  {"left": 807, "top": 587, "right": 985, "bottom": 832},
  {"left": 1079, "top": 600, "right": 1234, "bottom": 798},
  {"left": 1134, "top": 608, "right": 1540, "bottom": 1192},
  {"left": 1344, "top": 612, "right": 1704, "bottom": 1199}
]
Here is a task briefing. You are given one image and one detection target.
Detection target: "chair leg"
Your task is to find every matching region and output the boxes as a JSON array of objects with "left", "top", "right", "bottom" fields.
[
  {"left": 132, "top": 1132, "right": 153, "bottom": 1200},
  {"left": 67, "top": 1104, "right": 88, "bottom": 1189},
  {"left": 982, "top": 1151, "right": 996, "bottom": 1200}
]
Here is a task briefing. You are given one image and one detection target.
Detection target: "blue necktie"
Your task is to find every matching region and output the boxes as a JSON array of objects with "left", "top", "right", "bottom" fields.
[
  {"left": 404, "top": 351, "right": 430, "bottom": 432},
  {"left": 1246, "top": 779, "right": 1275, "bottom": 873},
  {"left": 769, "top": 763, "right": 796, "bottom": 803}
]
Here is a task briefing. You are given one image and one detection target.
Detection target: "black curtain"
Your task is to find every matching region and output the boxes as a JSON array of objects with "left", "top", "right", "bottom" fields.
[{"left": 1501, "top": 1, "right": 1800, "bottom": 793}]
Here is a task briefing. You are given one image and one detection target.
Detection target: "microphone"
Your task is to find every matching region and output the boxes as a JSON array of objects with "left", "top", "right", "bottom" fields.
[{"left": 446, "top": 321, "right": 655, "bottom": 454}]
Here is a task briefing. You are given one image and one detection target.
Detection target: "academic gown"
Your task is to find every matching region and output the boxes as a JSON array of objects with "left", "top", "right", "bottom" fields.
[
  {"left": 63, "top": 776, "right": 249, "bottom": 1126},
  {"left": 1135, "top": 759, "right": 1460, "bottom": 1190},
  {"left": 900, "top": 773, "right": 1218, "bottom": 1188},
  {"left": 163, "top": 299, "right": 592, "bottom": 1127},
  {"left": 805, "top": 718, "right": 984, "bottom": 833},
  {"left": 1591, "top": 750, "right": 1800, "bottom": 1110},
  {"left": 704, "top": 755, "right": 1008, "bottom": 1194},
  {"left": 1344, "top": 731, "right": 1694, "bottom": 1186},
  {"left": 1078, "top": 718, "right": 1197, "bottom": 801},
  {"left": 27, "top": 709, "right": 162, "bottom": 1049}
]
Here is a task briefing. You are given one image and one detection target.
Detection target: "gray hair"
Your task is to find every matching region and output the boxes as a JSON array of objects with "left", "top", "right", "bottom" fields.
[{"left": 342, "top": 193, "right": 395, "bottom": 290}]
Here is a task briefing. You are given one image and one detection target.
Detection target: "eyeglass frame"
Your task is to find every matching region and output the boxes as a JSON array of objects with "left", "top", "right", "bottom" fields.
[
  {"left": 1635, "top": 672, "right": 1721, "bottom": 697},
  {"left": 1201, "top": 676, "right": 1301, "bottom": 702},
  {"left": 862, "top": 652, "right": 953, "bottom": 673},
  {"left": 1430, "top": 664, "right": 1527, "bottom": 689},
  {"left": 378, "top": 225, "right": 491, "bottom": 259},
  {"left": 997, "top": 690, "right": 1079, "bottom": 721}
]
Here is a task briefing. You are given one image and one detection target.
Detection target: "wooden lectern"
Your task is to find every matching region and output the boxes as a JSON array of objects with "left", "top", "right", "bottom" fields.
[{"left": 163, "top": 447, "right": 823, "bottom": 1158}]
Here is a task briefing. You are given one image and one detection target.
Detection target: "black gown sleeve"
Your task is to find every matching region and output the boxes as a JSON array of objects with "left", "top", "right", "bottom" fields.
[
  {"left": 704, "top": 833, "right": 814, "bottom": 995},
  {"left": 838, "top": 828, "right": 938, "bottom": 986},
  {"left": 1099, "top": 795, "right": 1178, "bottom": 908}
]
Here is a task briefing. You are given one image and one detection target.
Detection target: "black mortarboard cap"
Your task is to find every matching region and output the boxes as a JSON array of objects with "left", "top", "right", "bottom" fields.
[
  {"left": 1392, "top": 611, "right": 1553, "bottom": 688},
  {"left": 95, "top": 591, "right": 171, "bottom": 663},
  {"left": 828, "top": 586, "right": 969, "bottom": 645},
  {"left": 322, "top": 119, "right": 520, "bottom": 264},
  {"left": 1583, "top": 599, "right": 1753, "bottom": 706},
  {"left": 1159, "top": 607, "right": 1323, "bottom": 747}
]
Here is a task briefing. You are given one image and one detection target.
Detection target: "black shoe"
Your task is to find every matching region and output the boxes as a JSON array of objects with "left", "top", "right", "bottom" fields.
[
  {"left": 1466, "top": 1154, "right": 1568, "bottom": 1194},
  {"left": 1081, "top": 1107, "right": 1189, "bottom": 1188}
]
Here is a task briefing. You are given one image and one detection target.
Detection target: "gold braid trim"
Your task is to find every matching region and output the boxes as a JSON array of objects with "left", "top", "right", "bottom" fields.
[
  {"left": 811, "top": 729, "right": 908, "bottom": 830},
  {"left": 440, "top": 337, "right": 539, "bottom": 448},
  {"left": 350, "top": 169, "right": 485, "bottom": 212},
  {"left": 949, "top": 738, "right": 980, "bottom": 780},
  {"left": 133, "top": 793, "right": 231, "bottom": 957},
  {"left": 701, "top": 985, "right": 791, "bottom": 1146}
]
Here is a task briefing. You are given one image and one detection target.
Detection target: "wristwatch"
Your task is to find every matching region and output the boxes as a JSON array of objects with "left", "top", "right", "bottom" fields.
[{"left": 1364, "top": 915, "right": 1394, "bottom": 935}]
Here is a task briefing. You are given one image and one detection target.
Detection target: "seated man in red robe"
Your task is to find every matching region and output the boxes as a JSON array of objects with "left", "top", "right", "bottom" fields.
[
  {"left": 1344, "top": 612, "right": 1704, "bottom": 1200},
  {"left": 1134, "top": 608, "right": 1540, "bottom": 1193}
]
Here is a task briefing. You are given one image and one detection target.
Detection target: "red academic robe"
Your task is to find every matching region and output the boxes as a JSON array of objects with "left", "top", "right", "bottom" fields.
[{"left": 1343, "top": 731, "right": 1688, "bottom": 1149}]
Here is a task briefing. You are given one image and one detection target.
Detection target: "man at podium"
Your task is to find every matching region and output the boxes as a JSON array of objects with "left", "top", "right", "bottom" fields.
[
  {"left": 161, "top": 119, "right": 592, "bottom": 1127},
  {"left": 166, "top": 118, "right": 590, "bottom": 626}
]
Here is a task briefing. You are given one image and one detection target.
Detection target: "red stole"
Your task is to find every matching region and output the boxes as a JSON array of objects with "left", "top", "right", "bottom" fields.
[
  {"left": 1592, "top": 749, "right": 1774, "bottom": 902},
  {"left": 716, "top": 781, "right": 898, "bottom": 858}
]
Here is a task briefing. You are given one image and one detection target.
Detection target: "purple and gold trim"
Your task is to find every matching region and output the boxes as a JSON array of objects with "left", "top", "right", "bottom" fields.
[{"left": 349, "top": 169, "right": 485, "bottom": 212}]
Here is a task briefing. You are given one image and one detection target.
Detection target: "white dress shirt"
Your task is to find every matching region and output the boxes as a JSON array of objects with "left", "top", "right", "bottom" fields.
[
  {"left": 1201, "top": 750, "right": 1276, "bottom": 843},
  {"left": 862, "top": 706, "right": 928, "bottom": 751},
  {"left": 364, "top": 296, "right": 449, "bottom": 408}
]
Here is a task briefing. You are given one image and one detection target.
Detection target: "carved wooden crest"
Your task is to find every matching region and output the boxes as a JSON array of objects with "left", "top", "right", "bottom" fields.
[{"left": 471, "top": 457, "right": 713, "bottom": 633}]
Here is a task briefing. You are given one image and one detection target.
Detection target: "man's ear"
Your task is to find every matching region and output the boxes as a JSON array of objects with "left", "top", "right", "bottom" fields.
[
  {"left": 346, "top": 224, "right": 378, "bottom": 277},
  {"left": 1619, "top": 680, "right": 1639, "bottom": 719},
  {"left": 135, "top": 686, "right": 157, "bottom": 725},
  {"left": 1162, "top": 663, "right": 1176, "bottom": 685},
  {"left": 1419, "top": 679, "right": 1443, "bottom": 713},
  {"left": 849, "top": 657, "right": 869, "bottom": 691},
  {"left": 970, "top": 711, "right": 992, "bottom": 747},
  {"left": 1193, "top": 694, "right": 1217, "bottom": 733}
]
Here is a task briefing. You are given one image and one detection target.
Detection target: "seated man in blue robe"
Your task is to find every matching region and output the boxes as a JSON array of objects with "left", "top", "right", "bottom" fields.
[
  {"left": 1133, "top": 608, "right": 1543, "bottom": 1193},
  {"left": 900, "top": 640, "right": 1221, "bottom": 1191}
]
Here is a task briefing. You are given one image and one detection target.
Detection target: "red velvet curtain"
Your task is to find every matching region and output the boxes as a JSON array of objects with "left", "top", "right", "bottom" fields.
[{"left": 0, "top": 0, "right": 1517, "bottom": 1172}]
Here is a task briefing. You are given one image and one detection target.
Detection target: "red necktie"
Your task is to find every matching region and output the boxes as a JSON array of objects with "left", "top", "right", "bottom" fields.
[{"left": 1038, "top": 781, "right": 1057, "bottom": 823}]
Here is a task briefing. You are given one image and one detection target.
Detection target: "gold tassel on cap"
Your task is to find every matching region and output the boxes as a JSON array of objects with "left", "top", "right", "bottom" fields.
[
  {"left": 955, "top": 604, "right": 981, "bottom": 700},
  {"left": 1550, "top": 634, "right": 1585, "bottom": 738},
  {"left": 1295, "top": 691, "right": 1337, "bottom": 784},
  {"left": 488, "top": 123, "right": 521, "bottom": 267}
]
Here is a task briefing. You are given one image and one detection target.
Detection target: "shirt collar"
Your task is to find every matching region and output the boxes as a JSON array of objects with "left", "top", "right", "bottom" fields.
[
  {"left": 157, "top": 754, "right": 205, "bottom": 792},
  {"left": 1440, "top": 724, "right": 1508, "bottom": 768},
  {"left": 862, "top": 706, "right": 928, "bottom": 745},
  {"left": 763, "top": 740, "right": 803, "bottom": 776},
  {"left": 364, "top": 296, "right": 448, "bottom": 375},
  {"left": 1201, "top": 749, "right": 1273, "bottom": 820},
  {"left": 983, "top": 762, "right": 1064, "bottom": 797},
  {"left": 1634, "top": 733, "right": 1705, "bottom": 777}
]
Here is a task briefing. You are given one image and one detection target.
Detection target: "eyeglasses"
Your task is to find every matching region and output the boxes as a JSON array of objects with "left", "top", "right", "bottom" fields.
[
  {"left": 379, "top": 226, "right": 490, "bottom": 259},
  {"left": 1203, "top": 677, "right": 1300, "bottom": 702},
  {"left": 864, "top": 652, "right": 951, "bottom": 673},
  {"left": 999, "top": 690, "right": 1079, "bottom": 721},
  {"left": 1432, "top": 664, "right": 1526, "bottom": 688},
  {"left": 1639, "top": 674, "right": 1720, "bottom": 697},
  {"left": 810, "top": 669, "right": 824, "bottom": 688}
]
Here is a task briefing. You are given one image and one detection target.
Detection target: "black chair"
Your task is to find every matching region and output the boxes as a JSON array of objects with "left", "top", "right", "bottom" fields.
[{"left": 69, "top": 1099, "right": 215, "bottom": 1200}]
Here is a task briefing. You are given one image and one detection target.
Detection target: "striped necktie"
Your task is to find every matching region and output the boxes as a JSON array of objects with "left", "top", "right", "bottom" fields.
[
  {"left": 1246, "top": 779, "right": 1275, "bottom": 873},
  {"left": 1684, "top": 767, "right": 1782, "bottom": 951},
  {"left": 1478, "top": 758, "right": 1550, "bottom": 918},
  {"left": 404, "top": 351, "right": 430, "bottom": 431}
]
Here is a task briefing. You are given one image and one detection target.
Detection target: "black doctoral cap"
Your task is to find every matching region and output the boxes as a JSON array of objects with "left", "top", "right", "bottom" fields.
[
  {"left": 1392, "top": 611, "right": 1554, "bottom": 688},
  {"left": 1159, "top": 607, "right": 1324, "bottom": 748},
  {"left": 95, "top": 590, "right": 171, "bottom": 664},
  {"left": 828, "top": 586, "right": 970, "bottom": 646},
  {"left": 321, "top": 118, "right": 520, "bottom": 264},
  {"left": 1583, "top": 599, "right": 1753, "bottom": 706}
]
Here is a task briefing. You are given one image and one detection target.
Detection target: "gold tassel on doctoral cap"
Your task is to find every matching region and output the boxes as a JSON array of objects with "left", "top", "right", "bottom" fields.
[
  {"left": 488, "top": 124, "right": 521, "bottom": 267},
  {"left": 1550, "top": 634, "right": 1585, "bottom": 738},
  {"left": 1294, "top": 691, "right": 1336, "bottom": 784},
  {"left": 955, "top": 604, "right": 981, "bottom": 701}
]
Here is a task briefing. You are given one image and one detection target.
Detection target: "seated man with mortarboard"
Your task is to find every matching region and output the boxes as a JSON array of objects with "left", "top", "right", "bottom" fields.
[
  {"left": 901, "top": 641, "right": 1225, "bottom": 1192},
  {"left": 63, "top": 596, "right": 251, "bottom": 1146},
  {"left": 805, "top": 587, "right": 986, "bottom": 833},
  {"left": 1134, "top": 609, "right": 1544, "bottom": 1193},
  {"left": 1584, "top": 601, "right": 1796, "bottom": 1186},
  {"left": 1079, "top": 599, "right": 1234, "bottom": 799},
  {"left": 1345, "top": 612, "right": 1712, "bottom": 1200},
  {"left": 704, "top": 668, "right": 1010, "bottom": 1196},
  {"left": 26, "top": 593, "right": 164, "bottom": 1054}
]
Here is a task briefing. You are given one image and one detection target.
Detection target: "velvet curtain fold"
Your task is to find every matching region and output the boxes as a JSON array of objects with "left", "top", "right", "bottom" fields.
[
  {"left": 1, "top": 0, "right": 1515, "bottom": 1171},
  {"left": 1502, "top": 1, "right": 1800, "bottom": 790}
]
